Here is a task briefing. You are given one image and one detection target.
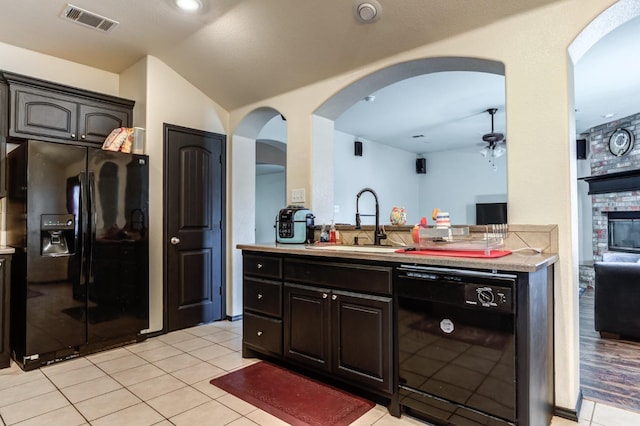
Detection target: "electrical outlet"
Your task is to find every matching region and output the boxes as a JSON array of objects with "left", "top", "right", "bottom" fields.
[
  {"left": 291, "top": 188, "right": 305, "bottom": 203},
  {"left": 334, "top": 205, "right": 340, "bottom": 213}
]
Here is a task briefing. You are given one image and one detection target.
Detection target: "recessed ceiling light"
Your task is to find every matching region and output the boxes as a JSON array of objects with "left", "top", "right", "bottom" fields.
[
  {"left": 364, "top": 95, "right": 376, "bottom": 102},
  {"left": 175, "top": 0, "right": 202, "bottom": 12},
  {"left": 602, "top": 113, "right": 616, "bottom": 118}
]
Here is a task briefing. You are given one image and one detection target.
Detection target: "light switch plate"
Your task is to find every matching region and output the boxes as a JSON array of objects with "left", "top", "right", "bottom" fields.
[{"left": 291, "top": 188, "right": 305, "bottom": 203}]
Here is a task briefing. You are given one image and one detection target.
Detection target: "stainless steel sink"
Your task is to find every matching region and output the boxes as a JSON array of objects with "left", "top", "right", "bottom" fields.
[{"left": 305, "top": 245, "right": 400, "bottom": 254}]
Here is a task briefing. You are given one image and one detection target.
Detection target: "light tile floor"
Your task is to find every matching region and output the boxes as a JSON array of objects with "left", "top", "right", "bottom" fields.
[{"left": 0, "top": 320, "right": 639, "bottom": 425}]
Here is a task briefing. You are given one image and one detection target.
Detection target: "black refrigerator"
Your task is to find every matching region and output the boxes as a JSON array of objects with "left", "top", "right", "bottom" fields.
[{"left": 7, "top": 140, "right": 149, "bottom": 370}]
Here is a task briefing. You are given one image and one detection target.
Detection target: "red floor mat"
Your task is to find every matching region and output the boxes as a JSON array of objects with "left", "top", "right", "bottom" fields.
[{"left": 210, "top": 361, "right": 374, "bottom": 426}]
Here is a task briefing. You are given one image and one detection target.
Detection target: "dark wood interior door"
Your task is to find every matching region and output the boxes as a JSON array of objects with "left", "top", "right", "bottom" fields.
[{"left": 164, "top": 124, "right": 225, "bottom": 332}]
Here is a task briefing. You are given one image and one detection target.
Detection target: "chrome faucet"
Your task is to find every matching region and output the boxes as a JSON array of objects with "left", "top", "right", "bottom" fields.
[{"left": 355, "top": 187, "right": 387, "bottom": 245}]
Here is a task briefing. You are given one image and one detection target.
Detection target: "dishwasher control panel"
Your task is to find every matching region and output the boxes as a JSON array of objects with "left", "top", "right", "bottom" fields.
[{"left": 464, "top": 284, "right": 512, "bottom": 313}]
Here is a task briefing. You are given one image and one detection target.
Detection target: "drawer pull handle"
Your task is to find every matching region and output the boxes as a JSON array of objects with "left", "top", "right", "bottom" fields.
[
  {"left": 257, "top": 331, "right": 263, "bottom": 337},
  {"left": 257, "top": 293, "right": 263, "bottom": 299},
  {"left": 322, "top": 293, "right": 328, "bottom": 299},
  {"left": 257, "top": 263, "right": 263, "bottom": 269},
  {"left": 331, "top": 294, "right": 337, "bottom": 300}
]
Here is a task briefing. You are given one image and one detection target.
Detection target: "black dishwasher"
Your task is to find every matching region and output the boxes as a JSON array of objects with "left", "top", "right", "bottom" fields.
[{"left": 396, "top": 264, "right": 517, "bottom": 426}]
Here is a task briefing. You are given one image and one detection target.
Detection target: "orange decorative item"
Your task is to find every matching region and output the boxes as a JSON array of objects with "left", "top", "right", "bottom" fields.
[{"left": 412, "top": 216, "right": 428, "bottom": 243}]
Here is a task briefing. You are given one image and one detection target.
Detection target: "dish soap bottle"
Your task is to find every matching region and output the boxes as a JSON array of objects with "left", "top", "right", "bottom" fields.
[{"left": 329, "top": 221, "right": 337, "bottom": 243}]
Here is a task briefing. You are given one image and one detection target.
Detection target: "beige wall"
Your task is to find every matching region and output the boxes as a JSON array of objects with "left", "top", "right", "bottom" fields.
[
  {"left": 139, "top": 55, "right": 229, "bottom": 333},
  {"left": 229, "top": 0, "right": 619, "bottom": 412},
  {"left": 0, "top": 41, "right": 119, "bottom": 95}
]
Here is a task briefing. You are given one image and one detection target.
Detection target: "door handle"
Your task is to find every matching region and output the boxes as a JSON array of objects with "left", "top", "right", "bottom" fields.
[{"left": 170, "top": 236, "right": 180, "bottom": 245}]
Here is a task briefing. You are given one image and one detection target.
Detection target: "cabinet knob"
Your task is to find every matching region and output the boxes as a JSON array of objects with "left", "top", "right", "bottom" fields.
[
  {"left": 322, "top": 293, "right": 328, "bottom": 299},
  {"left": 331, "top": 294, "right": 337, "bottom": 300},
  {"left": 257, "top": 293, "right": 263, "bottom": 299},
  {"left": 170, "top": 236, "right": 180, "bottom": 245},
  {"left": 70, "top": 133, "right": 76, "bottom": 138},
  {"left": 81, "top": 134, "right": 86, "bottom": 139},
  {"left": 257, "top": 331, "right": 263, "bottom": 337},
  {"left": 257, "top": 263, "right": 263, "bottom": 269}
]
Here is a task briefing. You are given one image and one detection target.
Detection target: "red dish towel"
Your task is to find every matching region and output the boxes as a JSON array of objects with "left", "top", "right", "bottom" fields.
[{"left": 396, "top": 249, "right": 512, "bottom": 258}]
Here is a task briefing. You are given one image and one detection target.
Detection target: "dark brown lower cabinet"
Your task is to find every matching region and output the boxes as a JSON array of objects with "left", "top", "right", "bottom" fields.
[
  {"left": 284, "top": 283, "right": 393, "bottom": 394},
  {"left": 0, "top": 255, "right": 12, "bottom": 369}
]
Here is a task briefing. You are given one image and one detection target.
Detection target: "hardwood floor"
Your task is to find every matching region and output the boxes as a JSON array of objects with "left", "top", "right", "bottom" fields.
[{"left": 580, "top": 288, "right": 640, "bottom": 413}]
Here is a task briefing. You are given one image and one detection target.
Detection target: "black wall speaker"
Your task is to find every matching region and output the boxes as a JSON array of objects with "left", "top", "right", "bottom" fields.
[
  {"left": 577, "top": 139, "right": 587, "bottom": 160},
  {"left": 354, "top": 140, "right": 363, "bottom": 156},
  {"left": 416, "top": 158, "right": 426, "bottom": 174}
]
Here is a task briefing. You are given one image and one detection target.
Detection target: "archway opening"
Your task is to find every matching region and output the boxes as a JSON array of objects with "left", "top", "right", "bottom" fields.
[
  {"left": 313, "top": 57, "right": 507, "bottom": 228},
  {"left": 570, "top": 0, "right": 640, "bottom": 412}
]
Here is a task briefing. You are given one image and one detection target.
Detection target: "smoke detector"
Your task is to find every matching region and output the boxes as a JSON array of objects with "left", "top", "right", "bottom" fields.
[
  {"left": 60, "top": 4, "right": 118, "bottom": 33},
  {"left": 353, "top": 0, "right": 382, "bottom": 24}
]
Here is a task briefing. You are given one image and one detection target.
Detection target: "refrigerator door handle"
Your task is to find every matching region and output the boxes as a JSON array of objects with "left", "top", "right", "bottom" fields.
[
  {"left": 88, "top": 171, "right": 97, "bottom": 281},
  {"left": 79, "top": 172, "right": 88, "bottom": 287}
]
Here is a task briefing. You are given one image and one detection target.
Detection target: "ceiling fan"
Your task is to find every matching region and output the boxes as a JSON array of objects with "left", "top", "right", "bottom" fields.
[{"left": 479, "top": 107, "right": 506, "bottom": 170}]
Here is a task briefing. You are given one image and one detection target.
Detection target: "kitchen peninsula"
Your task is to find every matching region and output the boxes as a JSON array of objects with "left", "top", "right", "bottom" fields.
[{"left": 238, "top": 224, "right": 557, "bottom": 426}]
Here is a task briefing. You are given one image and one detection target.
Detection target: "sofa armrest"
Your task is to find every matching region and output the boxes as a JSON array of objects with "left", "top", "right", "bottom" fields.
[{"left": 594, "top": 261, "right": 640, "bottom": 338}]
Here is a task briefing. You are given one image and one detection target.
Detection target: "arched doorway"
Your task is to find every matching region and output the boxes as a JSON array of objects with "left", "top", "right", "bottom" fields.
[
  {"left": 571, "top": 0, "right": 640, "bottom": 412},
  {"left": 229, "top": 107, "right": 287, "bottom": 317},
  {"left": 255, "top": 115, "right": 287, "bottom": 242}
]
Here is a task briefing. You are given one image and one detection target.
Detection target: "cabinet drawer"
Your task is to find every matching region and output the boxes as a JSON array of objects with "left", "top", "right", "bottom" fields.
[
  {"left": 244, "top": 278, "right": 282, "bottom": 317},
  {"left": 284, "top": 258, "right": 392, "bottom": 295},
  {"left": 243, "top": 253, "right": 282, "bottom": 279},
  {"left": 243, "top": 312, "right": 282, "bottom": 355}
]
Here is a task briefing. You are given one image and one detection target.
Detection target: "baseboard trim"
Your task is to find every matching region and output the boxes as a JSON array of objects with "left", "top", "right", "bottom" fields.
[
  {"left": 554, "top": 391, "right": 582, "bottom": 422},
  {"left": 226, "top": 314, "right": 243, "bottom": 322}
]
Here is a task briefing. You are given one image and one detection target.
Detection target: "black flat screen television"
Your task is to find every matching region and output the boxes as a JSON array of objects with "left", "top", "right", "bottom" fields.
[{"left": 476, "top": 202, "right": 507, "bottom": 225}]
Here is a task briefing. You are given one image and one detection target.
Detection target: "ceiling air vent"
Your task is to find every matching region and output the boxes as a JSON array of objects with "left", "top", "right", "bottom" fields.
[{"left": 60, "top": 4, "right": 118, "bottom": 33}]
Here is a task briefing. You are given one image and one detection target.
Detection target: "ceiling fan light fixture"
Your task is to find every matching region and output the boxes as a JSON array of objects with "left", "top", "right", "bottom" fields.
[
  {"left": 479, "top": 147, "right": 490, "bottom": 158},
  {"left": 493, "top": 144, "right": 506, "bottom": 158}
]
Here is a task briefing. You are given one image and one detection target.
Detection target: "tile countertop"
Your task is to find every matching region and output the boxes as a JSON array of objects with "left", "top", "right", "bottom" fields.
[{"left": 237, "top": 242, "right": 558, "bottom": 273}]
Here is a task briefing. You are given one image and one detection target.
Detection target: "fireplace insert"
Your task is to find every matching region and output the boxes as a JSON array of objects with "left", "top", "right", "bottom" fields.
[{"left": 608, "top": 211, "right": 640, "bottom": 253}]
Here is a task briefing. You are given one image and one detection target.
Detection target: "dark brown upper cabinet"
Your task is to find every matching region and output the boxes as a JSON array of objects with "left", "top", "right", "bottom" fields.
[
  {"left": 2, "top": 71, "right": 134, "bottom": 146},
  {"left": 0, "top": 82, "right": 8, "bottom": 198}
]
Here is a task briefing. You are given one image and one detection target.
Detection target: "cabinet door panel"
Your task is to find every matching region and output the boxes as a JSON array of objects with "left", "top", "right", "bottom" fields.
[
  {"left": 0, "top": 258, "right": 7, "bottom": 368},
  {"left": 78, "top": 104, "right": 130, "bottom": 144},
  {"left": 284, "top": 283, "right": 330, "bottom": 370},
  {"left": 11, "top": 87, "right": 77, "bottom": 140},
  {"left": 0, "top": 83, "right": 7, "bottom": 198},
  {"left": 332, "top": 290, "right": 392, "bottom": 394}
]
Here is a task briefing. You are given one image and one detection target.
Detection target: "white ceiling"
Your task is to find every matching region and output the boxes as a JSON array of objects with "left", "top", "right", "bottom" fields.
[
  {"left": 0, "top": 0, "right": 558, "bottom": 110},
  {"left": 0, "top": 1, "right": 637, "bottom": 154}
]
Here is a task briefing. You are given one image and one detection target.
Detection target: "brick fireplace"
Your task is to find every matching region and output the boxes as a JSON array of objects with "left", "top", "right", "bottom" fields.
[{"left": 580, "top": 111, "right": 640, "bottom": 287}]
